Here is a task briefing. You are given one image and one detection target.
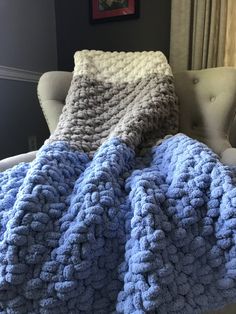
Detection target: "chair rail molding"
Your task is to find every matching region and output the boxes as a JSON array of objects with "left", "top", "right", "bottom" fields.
[{"left": 0, "top": 65, "right": 42, "bottom": 83}]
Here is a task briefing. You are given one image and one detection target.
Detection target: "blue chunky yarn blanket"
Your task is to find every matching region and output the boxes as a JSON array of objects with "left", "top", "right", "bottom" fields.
[{"left": 1, "top": 51, "right": 236, "bottom": 314}]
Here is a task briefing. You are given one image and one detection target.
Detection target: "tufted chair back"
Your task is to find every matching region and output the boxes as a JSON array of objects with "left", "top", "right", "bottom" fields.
[
  {"left": 174, "top": 67, "right": 236, "bottom": 156},
  {"left": 38, "top": 67, "right": 236, "bottom": 158}
]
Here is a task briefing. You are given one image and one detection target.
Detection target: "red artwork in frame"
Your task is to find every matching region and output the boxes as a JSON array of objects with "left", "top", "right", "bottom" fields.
[{"left": 90, "top": 0, "right": 139, "bottom": 23}]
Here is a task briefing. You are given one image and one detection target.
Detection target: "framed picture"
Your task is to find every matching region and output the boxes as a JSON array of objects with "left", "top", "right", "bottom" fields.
[{"left": 90, "top": 0, "right": 139, "bottom": 23}]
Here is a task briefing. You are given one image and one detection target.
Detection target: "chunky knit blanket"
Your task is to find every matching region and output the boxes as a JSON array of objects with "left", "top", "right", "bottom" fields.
[{"left": 1, "top": 50, "right": 236, "bottom": 314}]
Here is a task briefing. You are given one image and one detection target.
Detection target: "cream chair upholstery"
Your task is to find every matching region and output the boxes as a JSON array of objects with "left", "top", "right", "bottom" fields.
[
  {"left": 0, "top": 67, "right": 236, "bottom": 172},
  {"left": 174, "top": 67, "right": 236, "bottom": 160},
  {"left": 37, "top": 71, "right": 73, "bottom": 134},
  {"left": 0, "top": 151, "right": 37, "bottom": 172}
]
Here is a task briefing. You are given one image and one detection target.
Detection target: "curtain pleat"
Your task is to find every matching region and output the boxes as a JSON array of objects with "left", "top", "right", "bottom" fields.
[
  {"left": 207, "top": 0, "right": 227, "bottom": 68},
  {"left": 169, "top": 0, "right": 192, "bottom": 72},
  {"left": 217, "top": 0, "right": 228, "bottom": 65},
  {"left": 224, "top": 0, "right": 236, "bottom": 66},
  {"left": 191, "top": 0, "right": 209, "bottom": 69}
]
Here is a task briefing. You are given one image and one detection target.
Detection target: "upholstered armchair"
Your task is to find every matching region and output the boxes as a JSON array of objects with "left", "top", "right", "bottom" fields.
[{"left": 0, "top": 67, "right": 236, "bottom": 172}]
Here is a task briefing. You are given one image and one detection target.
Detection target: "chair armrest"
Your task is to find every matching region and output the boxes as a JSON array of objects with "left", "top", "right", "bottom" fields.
[
  {"left": 221, "top": 148, "right": 236, "bottom": 165},
  {"left": 0, "top": 151, "right": 37, "bottom": 172},
  {"left": 37, "top": 71, "right": 72, "bottom": 134}
]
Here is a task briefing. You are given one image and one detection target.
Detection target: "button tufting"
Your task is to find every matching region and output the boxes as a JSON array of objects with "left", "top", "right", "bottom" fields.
[
  {"left": 193, "top": 78, "right": 199, "bottom": 84},
  {"left": 210, "top": 96, "right": 216, "bottom": 102}
]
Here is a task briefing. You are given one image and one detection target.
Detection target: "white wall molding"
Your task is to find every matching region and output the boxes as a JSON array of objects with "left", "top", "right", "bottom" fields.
[{"left": 0, "top": 65, "right": 42, "bottom": 83}]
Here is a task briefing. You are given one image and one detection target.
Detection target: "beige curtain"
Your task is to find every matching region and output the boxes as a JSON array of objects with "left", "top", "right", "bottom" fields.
[
  {"left": 224, "top": 0, "right": 236, "bottom": 66},
  {"left": 170, "top": 0, "right": 235, "bottom": 72}
]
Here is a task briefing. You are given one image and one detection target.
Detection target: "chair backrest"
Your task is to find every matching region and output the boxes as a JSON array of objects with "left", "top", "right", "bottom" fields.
[
  {"left": 37, "top": 68, "right": 236, "bottom": 155},
  {"left": 174, "top": 67, "right": 236, "bottom": 155}
]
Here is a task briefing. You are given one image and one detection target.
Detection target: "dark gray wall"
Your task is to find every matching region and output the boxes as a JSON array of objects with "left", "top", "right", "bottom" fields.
[
  {"left": 0, "top": 0, "right": 57, "bottom": 159},
  {"left": 0, "top": 80, "right": 49, "bottom": 159},
  {"left": 0, "top": 0, "right": 57, "bottom": 72},
  {"left": 55, "top": 0, "right": 172, "bottom": 70}
]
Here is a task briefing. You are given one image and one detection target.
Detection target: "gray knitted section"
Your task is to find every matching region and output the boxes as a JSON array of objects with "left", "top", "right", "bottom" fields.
[{"left": 48, "top": 74, "right": 178, "bottom": 154}]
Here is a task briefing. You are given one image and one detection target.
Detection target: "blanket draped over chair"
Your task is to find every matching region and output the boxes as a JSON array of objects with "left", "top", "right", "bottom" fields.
[{"left": 1, "top": 50, "right": 236, "bottom": 314}]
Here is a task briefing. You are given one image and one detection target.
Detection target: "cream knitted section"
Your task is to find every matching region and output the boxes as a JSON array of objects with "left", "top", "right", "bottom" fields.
[{"left": 73, "top": 50, "right": 172, "bottom": 84}]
